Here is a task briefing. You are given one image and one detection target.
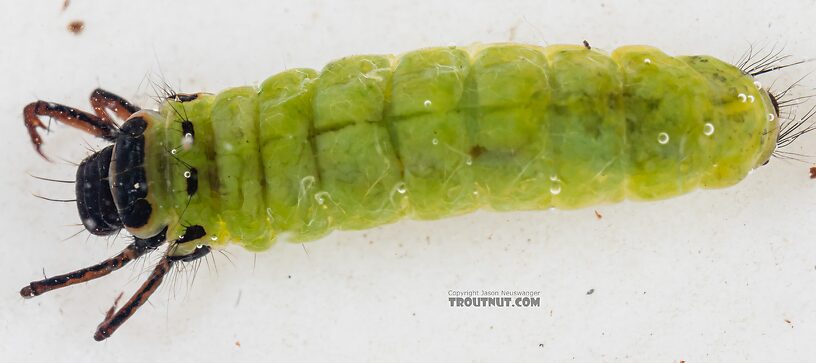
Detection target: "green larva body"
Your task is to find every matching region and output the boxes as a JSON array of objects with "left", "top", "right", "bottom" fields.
[{"left": 133, "top": 43, "right": 778, "bottom": 254}]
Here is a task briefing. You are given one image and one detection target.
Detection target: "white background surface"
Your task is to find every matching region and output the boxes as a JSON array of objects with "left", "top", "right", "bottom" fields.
[{"left": 2, "top": 0, "right": 816, "bottom": 361}]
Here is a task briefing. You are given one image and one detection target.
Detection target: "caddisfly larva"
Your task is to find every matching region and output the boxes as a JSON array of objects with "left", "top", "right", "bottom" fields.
[{"left": 19, "top": 42, "right": 814, "bottom": 341}]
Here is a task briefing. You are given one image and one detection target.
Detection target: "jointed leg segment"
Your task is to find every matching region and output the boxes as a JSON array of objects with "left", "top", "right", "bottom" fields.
[
  {"left": 19, "top": 227, "right": 167, "bottom": 298},
  {"left": 94, "top": 242, "right": 212, "bottom": 341},
  {"left": 23, "top": 88, "right": 140, "bottom": 159}
]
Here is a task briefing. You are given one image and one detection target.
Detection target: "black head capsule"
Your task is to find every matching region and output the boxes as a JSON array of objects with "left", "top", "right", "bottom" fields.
[
  {"left": 75, "top": 145, "right": 122, "bottom": 235},
  {"left": 111, "top": 117, "right": 153, "bottom": 229}
]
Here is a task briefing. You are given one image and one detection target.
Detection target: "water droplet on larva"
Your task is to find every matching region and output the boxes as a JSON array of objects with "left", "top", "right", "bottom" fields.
[
  {"left": 657, "top": 132, "right": 670, "bottom": 144},
  {"left": 549, "top": 174, "right": 559, "bottom": 181},
  {"left": 465, "top": 157, "right": 472, "bottom": 166},
  {"left": 738, "top": 93, "right": 747, "bottom": 103},
  {"left": 431, "top": 138, "right": 439, "bottom": 145},
  {"left": 747, "top": 95, "right": 755, "bottom": 103},
  {"left": 133, "top": 182, "right": 140, "bottom": 189},
  {"left": 210, "top": 235, "right": 218, "bottom": 241},
  {"left": 396, "top": 183, "right": 407, "bottom": 194},
  {"left": 183, "top": 171, "right": 191, "bottom": 178},
  {"left": 768, "top": 113, "right": 776, "bottom": 122},
  {"left": 643, "top": 58, "right": 652, "bottom": 64},
  {"left": 549, "top": 184, "right": 561, "bottom": 195},
  {"left": 170, "top": 148, "right": 178, "bottom": 155},
  {"left": 196, "top": 244, "right": 203, "bottom": 249},
  {"left": 754, "top": 81, "right": 762, "bottom": 89},
  {"left": 424, "top": 100, "right": 432, "bottom": 108},
  {"left": 703, "top": 123, "right": 715, "bottom": 136}
]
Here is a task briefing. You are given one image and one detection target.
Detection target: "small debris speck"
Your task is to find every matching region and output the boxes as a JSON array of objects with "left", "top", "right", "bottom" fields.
[
  {"left": 67, "top": 20, "right": 84, "bottom": 35},
  {"left": 810, "top": 167, "right": 816, "bottom": 179},
  {"left": 594, "top": 210, "right": 603, "bottom": 219},
  {"left": 586, "top": 288, "right": 595, "bottom": 295},
  {"left": 235, "top": 341, "right": 241, "bottom": 347},
  {"left": 62, "top": 0, "right": 70, "bottom": 11}
]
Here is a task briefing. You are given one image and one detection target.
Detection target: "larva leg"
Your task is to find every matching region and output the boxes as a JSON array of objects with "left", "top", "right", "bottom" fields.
[
  {"left": 94, "top": 256, "right": 172, "bottom": 341},
  {"left": 94, "top": 245, "right": 211, "bottom": 341},
  {"left": 23, "top": 88, "right": 139, "bottom": 160},
  {"left": 88, "top": 88, "right": 140, "bottom": 124},
  {"left": 19, "top": 227, "right": 167, "bottom": 298},
  {"left": 168, "top": 245, "right": 211, "bottom": 262}
]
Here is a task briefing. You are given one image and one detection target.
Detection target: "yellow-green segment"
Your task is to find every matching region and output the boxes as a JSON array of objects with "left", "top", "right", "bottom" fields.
[{"left": 140, "top": 43, "right": 776, "bottom": 252}]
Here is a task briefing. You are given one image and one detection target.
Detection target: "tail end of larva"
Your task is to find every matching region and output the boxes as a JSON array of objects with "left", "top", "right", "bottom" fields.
[{"left": 738, "top": 46, "right": 816, "bottom": 165}]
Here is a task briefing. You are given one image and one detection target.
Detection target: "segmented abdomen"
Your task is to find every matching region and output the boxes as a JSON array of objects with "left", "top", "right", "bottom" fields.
[{"left": 155, "top": 43, "right": 776, "bottom": 250}]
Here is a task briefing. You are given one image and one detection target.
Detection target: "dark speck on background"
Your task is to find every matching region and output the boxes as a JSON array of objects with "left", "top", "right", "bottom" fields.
[
  {"left": 62, "top": 0, "right": 70, "bottom": 11},
  {"left": 67, "top": 20, "right": 84, "bottom": 35},
  {"left": 586, "top": 289, "right": 595, "bottom": 295},
  {"left": 809, "top": 166, "right": 816, "bottom": 179}
]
